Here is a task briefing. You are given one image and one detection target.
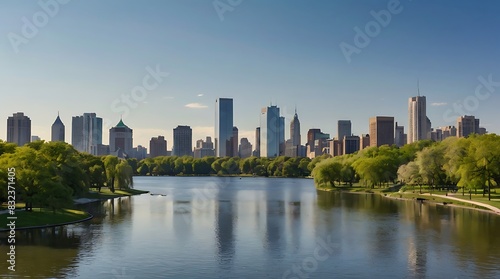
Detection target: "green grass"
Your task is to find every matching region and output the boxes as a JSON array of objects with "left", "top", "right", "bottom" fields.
[
  {"left": 83, "top": 187, "right": 149, "bottom": 199},
  {"left": 316, "top": 183, "right": 401, "bottom": 194},
  {"left": 0, "top": 208, "right": 90, "bottom": 230}
]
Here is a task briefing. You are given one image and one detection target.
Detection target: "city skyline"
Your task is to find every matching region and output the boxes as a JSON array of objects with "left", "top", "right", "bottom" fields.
[{"left": 1, "top": 1, "right": 499, "bottom": 148}]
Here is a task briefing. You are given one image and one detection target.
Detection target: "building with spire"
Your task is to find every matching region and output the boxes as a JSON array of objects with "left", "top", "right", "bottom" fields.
[
  {"left": 408, "top": 82, "right": 429, "bottom": 144},
  {"left": 51, "top": 113, "right": 65, "bottom": 142},
  {"left": 109, "top": 118, "right": 133, "bottom": 156}
]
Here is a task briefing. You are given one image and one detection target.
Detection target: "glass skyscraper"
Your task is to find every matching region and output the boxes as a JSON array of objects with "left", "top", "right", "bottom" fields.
[
  {"left": 260, "top": 105, "right": 284, "bottom": 158},
  {"left": 71, "top": 113, "right": 102, "bottom": 154},
  {"left": 215, "top": 98, "right": 234, "bottom": 157}
]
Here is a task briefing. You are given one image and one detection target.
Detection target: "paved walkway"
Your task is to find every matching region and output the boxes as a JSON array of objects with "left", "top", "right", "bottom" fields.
[{"left": 421, "top": 193, "right": 500, "bottom": 214}]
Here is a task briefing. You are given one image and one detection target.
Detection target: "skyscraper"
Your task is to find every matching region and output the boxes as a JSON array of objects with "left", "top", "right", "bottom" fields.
[
  {"left": 253, "top": 127, "right": 261, "bottom": 157},
  {"left": 394, "top": 122, "right": 405, "bottom": 147},
  {"left": 337, "top": 120, "right": 352, "bottom": 140},
  {"left": 72, "top": 113, "right": 102, "bottom": 154},
  {"left": 149, "top": 136, "right": 168, "bottom": 158},
  {"left": 51, "top": 113, "right": 65, "bottom": 142},
  {"left": 290, "top": 110, "right": 301, "bottom": 146},
  {"left": 173, "top": 125, "right": 192, "bottom": 156},
  {"left": 457, "top": 115, "right": 480, "bottom": 138},
  {"left": 7, "top": 112, "right": 31, "bottom": 146},
  {"left": 109, "top": 119, "right": 133, "bottom": 155},
  {"left": 232, "top": 126, "right": 239, "bottom": 157},
  {"left": 370, "top": 116, "right": 395, "bottom": 147},
  {"left": 408, "top": 95, "right": 428, "bottom": 143},
  {"left": 260, "top": 105, "right": 285, "bottom": 158},
  {"left": 215, "top": 98, "right": 234, "bottom": 157}
]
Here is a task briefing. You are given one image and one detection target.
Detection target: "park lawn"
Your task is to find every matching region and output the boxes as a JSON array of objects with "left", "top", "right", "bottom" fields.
[
  {"left": 0, "top": 208, "right": 90, "bottom": 230},
  {"left": 317, "top": 183, "right": 400, "bottom": 194},
  {"left": 444, "top": 193, "right": 500, "bottom": 208},
  {"left": 83, "top": 187, "right": 149, "bottom": 199}
]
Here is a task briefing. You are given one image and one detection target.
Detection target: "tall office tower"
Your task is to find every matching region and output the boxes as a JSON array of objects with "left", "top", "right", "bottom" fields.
[
  {"left": 72, "top": 113, "right": 102, "bottom": 153},
  {"left": 149, "top": 136, "right": 168, "bottom": 158},
  {"left": 260, "top": 105, "right": 285, "bottom": 158},
  {"left": 51, "top": 113, "right": 65, "bottom": 142},
  {"left": 343, "top": 135, "right": 360, "bottom": 155},
  {"left": 279, "top": 116, "right": 285, "bottom": 156},
  {"left": 173, "top": 125, "right": 192, "bottom": 156},
  {"left": 239, "top": 138, "right": 253, "bottom": 158},
  {"left": 253, "top": 127, "right": 261, "bottom": 157},
  {"left": 338, "top": 120, "right": 352, "bottom": 140},
  {"left": 109, "top": 119, "right": 133, "bottom": 155},
  {"left": 290, "top": 110, "right": 301, "bottom": 146},
  {"left": 7, "top": 112, "right": 31, "bottom": 146},
  {"left": 369, "top": 116, "right": 395, "bottom": 147},
  {"left": 215, "top": 98, "right": 234, "bottom": 157},
  {"left": 457, "top": 115, "right": 480, "bottom": 138},
  {"left": 232, "top": 126, "right": 239, "bottom": 157},
  {"left": 408, "top": 95, "right": 428, "bottom": 144},
  {"left": 394, "top": 122, "right": 405, "bottom": 147}
]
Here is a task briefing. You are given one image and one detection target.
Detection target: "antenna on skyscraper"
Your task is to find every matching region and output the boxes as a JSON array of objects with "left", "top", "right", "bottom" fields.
[{"left": 417, "top": 79, "right": 420, "bottom": 97}]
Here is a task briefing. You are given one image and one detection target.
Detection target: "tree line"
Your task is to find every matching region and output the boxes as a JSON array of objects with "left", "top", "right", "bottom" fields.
[
  {"left": 312, "top": 134, "right": 500, "bottom": 200},
  {"left": 0, "top": 141, "right": 133, "bottom": 212}
]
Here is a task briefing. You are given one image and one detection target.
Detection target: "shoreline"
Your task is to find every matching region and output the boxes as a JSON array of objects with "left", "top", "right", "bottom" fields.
[
  {"left": 0, "top": 211, "right": 93, "bottom": 232},
  {"left": 316, "top": 187, "right": 500, "bottom": 216}
]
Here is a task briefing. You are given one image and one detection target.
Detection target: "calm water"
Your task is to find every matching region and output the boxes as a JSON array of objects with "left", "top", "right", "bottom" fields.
[{"left": 2, "top": 176, "right": 500, "bottom": 278}]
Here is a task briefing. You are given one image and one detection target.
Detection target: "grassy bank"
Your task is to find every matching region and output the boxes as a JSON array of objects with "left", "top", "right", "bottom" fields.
[
  {"left": 83, "top": 187, "right": 149, "bottom": 200},
  {"left": 0, "top": 208, "right": 90, "bottom": 230}
]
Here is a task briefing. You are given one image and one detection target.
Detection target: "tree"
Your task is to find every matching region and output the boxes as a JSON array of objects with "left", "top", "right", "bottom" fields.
[
  {"left": 103, "top": 156, "right": 120, "bottom": 192},
  {"left": 115, "top": 160, "right": 133, "bottom": 189}
]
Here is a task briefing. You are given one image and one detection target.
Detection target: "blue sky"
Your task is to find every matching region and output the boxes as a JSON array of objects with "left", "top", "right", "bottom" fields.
[{"left": 1, "top": 0, "right": 499, "bottom": 149}]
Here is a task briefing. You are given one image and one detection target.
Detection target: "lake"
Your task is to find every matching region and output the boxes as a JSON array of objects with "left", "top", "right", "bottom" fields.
[{"left": 2, "top": 176, "right": 500, "bottom": 278}]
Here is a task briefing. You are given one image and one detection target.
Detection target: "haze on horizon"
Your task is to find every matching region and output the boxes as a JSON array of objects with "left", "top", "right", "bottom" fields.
[{"left": 1, "top": 0, "right": 499, "bottom": 149}]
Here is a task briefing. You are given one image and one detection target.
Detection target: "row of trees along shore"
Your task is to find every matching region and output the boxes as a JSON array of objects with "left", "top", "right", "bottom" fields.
[
  {"left": 0, "top": 141, "right": 133, "bottom": 212},
  {"left": 312, "top": 134, "right": 500, "bottom": 200},
  {"left": 1, "top": 133, "right": 499, "bottom": 211}
]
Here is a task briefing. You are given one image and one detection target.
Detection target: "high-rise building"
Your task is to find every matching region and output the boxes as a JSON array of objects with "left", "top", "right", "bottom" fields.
[
  {"left": 7, "top": 112, "right": 31, "bottom": 146},
  {"left": 290, "top": 110, "right": 301, "bottom": 146},
  {"left": 239, "top": 138, "right": 253, "bottom": 158},
  {"left": 370, "top": 116, "right": 395, "bottom": 147},
  {"left": 408, "top": 95, "right": 428, "bottom": 144},
  {"left": 109, "top": 119, "right": 133, "bottom": 155},
  {"left": 395, "top": 122, "right": 405, "bottom": 147},
  {"left": 457, "top": 115, "right": 480, "bottom": 138},
  {"left": 51, "top": 113, "right": 65, "bottom": 142},
  {"left": 131, "top": 145, "right": 148, "bottom": 160},
  {"left": 306, "top": 129, "right": 330, "bottom": 158},
  {"left": 343, "top": 135, "right": 360, "bottom": 155},
  {"left": 232, "top": 126, "right": 239, "bottom": 157},
  {"left": 193, "top": 136, "right": 215, "bottom": 158},
  {"left": 260, "top": 105, "right": 285, "bottom": 158},
  {"left": 215, "top": 98, "right": 234, "bottom": 157},
  {"left": 72, "top": 113, "right": 102, "bottom": 154},
  {"left": 173, "top": 125, "right": 192, "bottom": 156},
  {"left": 360, "top": 134, "right": 370, "bottom": 150},
  {"left": 149, "top": 136, "right": 168, "bottom": 158},
  {"left": 253, "top": 127, "right": 261, "bottom": 157},
  {"left": 338, "top": 120, "right": 352, "bottom": 140}
]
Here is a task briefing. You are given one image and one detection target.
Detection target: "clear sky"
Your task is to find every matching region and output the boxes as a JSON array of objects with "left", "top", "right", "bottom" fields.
[{"left": 1, "top": 0, "right": 499, "bottom": 149}]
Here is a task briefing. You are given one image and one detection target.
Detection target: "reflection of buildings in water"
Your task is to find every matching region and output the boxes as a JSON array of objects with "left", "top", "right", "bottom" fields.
[
  {"left": 172, "top": 200, "right": 193, "bottom": 242},
  {"left": 105, "top": 197, "right": 133, "bottom": 224},
  {"left": 215, "top": 197, "right": 237, "bottom": 270},
  {"left": 406, "top": 235, "right": 427, "bottom": 278},
  {"left": 288, "top": 201, "right": 301, "bottom": 253}
]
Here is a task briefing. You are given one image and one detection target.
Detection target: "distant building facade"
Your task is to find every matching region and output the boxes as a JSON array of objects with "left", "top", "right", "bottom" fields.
[
  {"left": 232, "top": 126, "right": 239, "bottom": 157},
  {"left": 72, "top": 113, "right": 102, "bottom": 154},
  {"left": 408, "top": 96, "right": 428, "bottom": 143},
  {"left": 260, "top": 105, "right": 285, "bottom": 158},
  {"left": 370, "top": 116, "right": 394, "bottom": 147},
  {"left": 149, "top": 136, "right": 168, "bottom": 158},
  {"left": 253, "top": 127, "right": 261, "bottom": 157},
  {"left": 238, "top": 138, "right": 252, "bottom": 158},
  {"left": 51, "top": 114, "right": 65, "bottom": 142},
  {"left": 173, "top": 125, "right": 192, "bottom": 156},
  {"left": 109, "top": 119, "right": 133, "bottom": 156},
  {"left": 395, "top": 122, "right": 405, "bottom": 147},
  {"left": 337, "top": 120, "right": 352, "bottom": 140},
  {"left": 457, "top": 115, "right": 480, "bottom": 138},
  {"left": 193, "top": 136, "right": 215, "bottom": 158},
  {"left": 343, "top": 135, "right": 360, "bottom": 155},
  {"left": 215, "top": 98, "right": 234, "bottom": 157},
  {"left": 7, "top": 112, "right": 31, "bottom": 146}
]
